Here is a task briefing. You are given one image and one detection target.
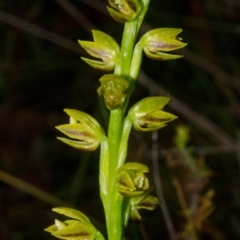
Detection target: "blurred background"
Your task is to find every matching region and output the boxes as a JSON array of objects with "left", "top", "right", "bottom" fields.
[{"left": 0, "top": 0, "right": 240, "bottom": 239}]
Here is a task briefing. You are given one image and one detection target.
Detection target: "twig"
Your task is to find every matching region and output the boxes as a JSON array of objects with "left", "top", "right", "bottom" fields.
[
  {"left": 0, "top": 170, "right": 69, "bottom": 206},
  {"left": 0, "top": 10, "right": 82, "bottom": 54}
]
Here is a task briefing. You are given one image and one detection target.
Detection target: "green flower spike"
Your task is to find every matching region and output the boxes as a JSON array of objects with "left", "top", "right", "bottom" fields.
[
  {"left": 107, "top": 0, "right": 141, "bottom": 23},
  {"left": 45, "top": 207, "right": 105, "bottom": 240},
  {"left": 130, "top": 190, "right": 160, "bottom": 223},
  {"left": 97, "top": 74, "right": 129, "bottom": 110},
  {"left": 140, "top": 28, "right": 187, "bottom": 60},
  {"left": 56, "top": 109, "right": 105, "bottom": 151},
  {"left": 128, "top": 96, "right": 178, "bottom": 132},
  {"left": 78, "top": 30, "right": 120, "bottom": 71},
  {"left": 117, "top": 162, "right": 150, "bottom": 197}
]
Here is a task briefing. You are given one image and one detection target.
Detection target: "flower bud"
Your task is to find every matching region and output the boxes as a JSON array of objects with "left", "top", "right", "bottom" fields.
[
  {"left": 56, "top": 109, "right": 105, "bottom": 151},
  {"left": 45, "top": 207, "right": 102, "bottom": 240},
  {"left": 130, "top": 191, "right": 160, "bottom": 223},
  {"left": 107, "top": 0, "right": 141, "bottom": 23},
  {"left": 97, "top": 74, "right": 129, "bottom": 110},
  {"left": 140, "top": 28, "right": 187, "bottom": 60},
  {"left": 78, "top": 30, "right": 120, "bottom": 71},
  {"left": 117, "top": 162, "right": 150, "bottom": 197},
  {"left": 128, "top": 96, "right": 177, "bottom": 131}
]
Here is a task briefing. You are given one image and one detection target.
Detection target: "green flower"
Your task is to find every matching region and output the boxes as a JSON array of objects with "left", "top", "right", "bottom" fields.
[
  {"left": 107, "top": 0, "right": 141, "bottom": 23},
  {"left": 140, "top": 28, "right": 187, "bottom": 60},
  {"left": 79, "top": 30, "right": 120, "bottom": 71},
  {"left": 56, "top": 109, "right": 105, "bottom": 151},
  {"left": 117, "top": 162, "right": 150, "bottom": 197},
  {"left": 128, "top": 96, "right": 178, "bottom": 131},
  {"left": 97, "top": 74, "right": 129, "bottom": 110},
  {"left": 45, "top": 207, "right": 105, "bottom": 240},
  {"left": 130, "top": 190, "right": 160, "bottom": 223}
]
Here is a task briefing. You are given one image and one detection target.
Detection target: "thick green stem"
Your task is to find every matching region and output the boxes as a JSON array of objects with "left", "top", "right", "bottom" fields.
[
  {"left": 118, "top": 116, "right": 133, "bottom": 169},
  {"left": 101, "top": 2, "right": 151, "bottom": 239},
  {"left": 104, "top": 17, "right": 140, "bottom": 240}
]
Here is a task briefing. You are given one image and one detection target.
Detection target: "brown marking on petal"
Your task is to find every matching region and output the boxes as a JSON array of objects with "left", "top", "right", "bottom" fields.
[
  {"left": 139, "top": 117, "right": 171, "bottom": 128},
  {"left": 118, "top": 177, "right": 129, "bottom": 188},
  {"left": 64, "top": 129, "right": 92, "bottom": 138},
  {"left": 84, "top": 47, "right": 110, "bottom": 60},
  {"left": 60, "top": 232, "right": 90, "bottom": 237},
  {"left": 129, "top": 216, "right": 142, "bottom": 224},
  {"left": 149, "top": 41, "right": 179, "bottom": 50},
  {"left": 137, "top": 201, "right": 159, "bottom": 208},
  {"left": 143, "top": 116, "right": 172, "bottom": 123},
  {"left": 126, "top": 0, "right": 137, "bottom": 11}
]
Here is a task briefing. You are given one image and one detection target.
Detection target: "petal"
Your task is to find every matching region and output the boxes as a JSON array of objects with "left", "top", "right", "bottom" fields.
[
  {"left": 118, "top": 162, "right": 149, "bottom": 172},
  {"left": 57, "top": 137, "right": 101, "bottom": 151},
  {"left": 107, "top": 6, "right": 133, "bottom": 23},
  {"left": 143, "top": 47, "right": 183, "bottom": 60},
  {"left": 129, "top": 96, "right": 170, "bottom": 119},
  {"left": 78, "top": 41, "right": 114, "bottom": 62},
  {"left": 52, "top": 208, "right": 92, "bottom": 224},
  {"left": 81, "top": 57, "right": 115, "bottom": 71},
  {"left": 52, "top": 222, "right": 96, "bottom": 240},
  {"left": 92, "top": 30, "right": 120, "bottom": 54}
]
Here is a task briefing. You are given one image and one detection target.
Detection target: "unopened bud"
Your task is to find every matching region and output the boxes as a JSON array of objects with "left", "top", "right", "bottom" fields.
[
  {"left": 97, "top": 74, "right": 129, "bottom": 110},
  {"left": 107, "top": 0, "right": 141, "bottom": 23}
]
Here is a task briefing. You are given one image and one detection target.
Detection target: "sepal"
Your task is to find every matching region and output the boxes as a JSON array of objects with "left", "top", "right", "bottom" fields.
[
  {"left": 107, "top": 0, "right": 141, "bottom": 23},
  {"left": 97, "top": 74, "right": 129, "bottom": 110},
  {"left": 140, "top": 28, "right": 187, "bottom": 60},
  {"left": 45, "top": 207, "right": 105, "bottom": 240},
  {"left": 79, "top": 30, "right": 120, "bottom": 71},
  {"left": 117, "top": 162, "right": 150, "bottom": 197},
  {"left": 56, "top": 109, "right": 105, "bottom": 151},
  {"left": 128, "top": 96, "right": 177, "bottom": 131},
  {"left": 129, "top": 189, "right": 160, "bottom": 223}
]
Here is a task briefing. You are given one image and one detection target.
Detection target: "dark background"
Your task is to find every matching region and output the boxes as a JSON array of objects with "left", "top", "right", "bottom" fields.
[{"left": 0, "top": 0, "right": 240, "bottom": 239}]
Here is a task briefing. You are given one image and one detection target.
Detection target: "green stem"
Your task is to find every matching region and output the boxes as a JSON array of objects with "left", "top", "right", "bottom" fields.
[
  {"left": 118, "top": 20, "right": 138, "bottom": 78},
  {"left": 118, "top": 116, "right": 133, "bottom": 169},
  {"left": 99, "top": 137, "right": 109, "bottom": 213},
  {"left": 106, "top": 110, "right": 124, "bottom": 240},
  {"left": 101, "top": 2, "right": 151, "bottom": 239}
]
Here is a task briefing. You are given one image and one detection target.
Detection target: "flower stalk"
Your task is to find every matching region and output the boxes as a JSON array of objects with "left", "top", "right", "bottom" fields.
[{"left": 45, "top": 0, "right": 187, "bottom": 239}]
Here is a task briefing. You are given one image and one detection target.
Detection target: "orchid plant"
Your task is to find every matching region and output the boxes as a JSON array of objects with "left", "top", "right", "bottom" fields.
[{"left": 45, "top": 0, "right": 187, "bottom": 239}]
